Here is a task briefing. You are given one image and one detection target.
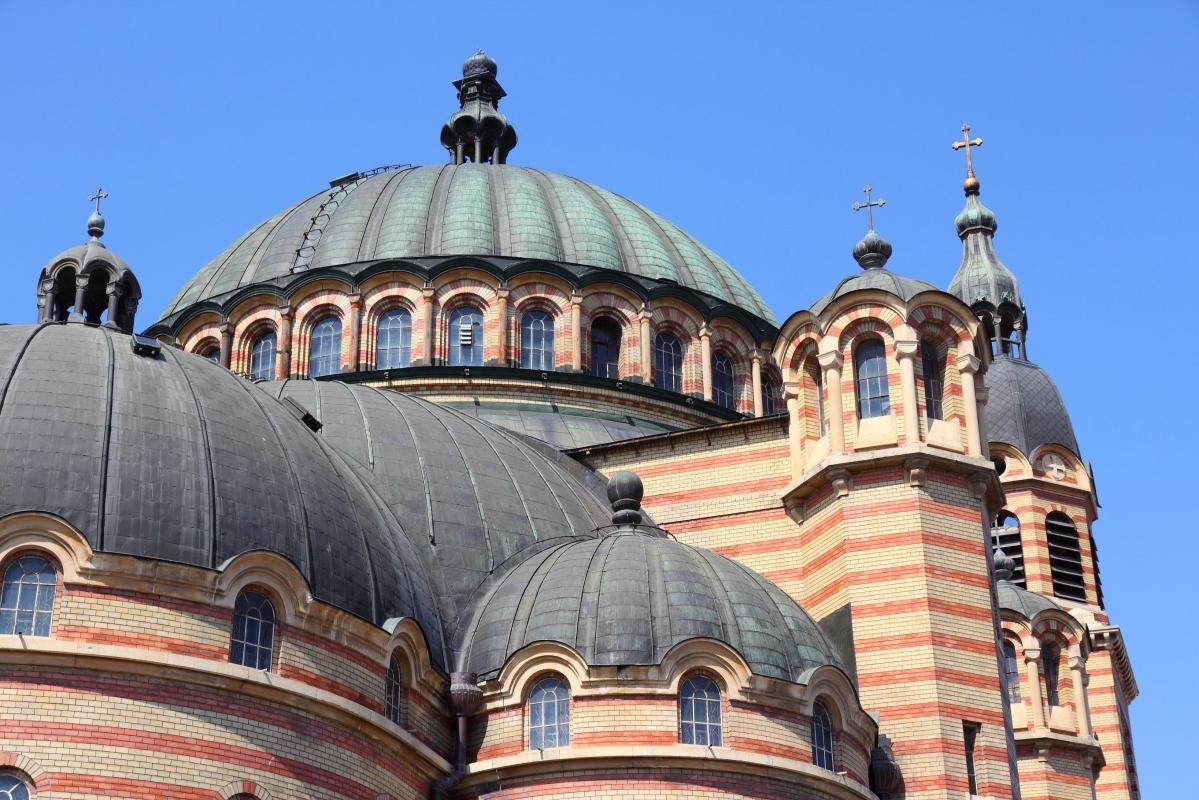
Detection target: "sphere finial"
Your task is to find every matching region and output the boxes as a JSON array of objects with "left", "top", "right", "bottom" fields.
[
  {"left": 993, "top": 547, "right": 1016, "bottom": 582},
  {"left": 606, "top": 470, "right": 644, "bottom": 526},
  {"left": 87, "top": 185, "right": 109, "bottom": 243}
]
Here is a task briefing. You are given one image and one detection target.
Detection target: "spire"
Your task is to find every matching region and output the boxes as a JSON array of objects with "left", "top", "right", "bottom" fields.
[
  {"left": 440, "top": 50, "right": 518, "bottom": 165},
  {"left": 851, "top": 185, "right": 892, "bottom": 269},
  {"left": 945, "top": 125, "right": 1027, "bottom": 358}
]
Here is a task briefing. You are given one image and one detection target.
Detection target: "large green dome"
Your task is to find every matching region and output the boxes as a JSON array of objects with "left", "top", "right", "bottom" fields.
[{"left": 161, "top": 164, "right": 775, "bottom": 323}]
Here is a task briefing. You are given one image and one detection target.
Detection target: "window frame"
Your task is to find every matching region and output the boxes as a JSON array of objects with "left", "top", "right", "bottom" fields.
[
  {"left": 991, "top": 511, "right": 1026, "bottom": 587},
  {"left": 0, "top": 552, "right": 57, "bottom": 637},
  {"left": 920, "top": 340, "right": 945, "bottom": 421},
  {"left": 963, "top": 721, "right": 981, "bottom": 795},
  {"left": 385, "top": 654, "right": 404, "bottom": 727},
  {"left": 761, "top": 376, "right": 782, "bottom": 416},
  {"left": 229, "top": 589, "right": 276, "bottom": 671},
  {"left": 527, "top": 675, "right": 570, "bottom": 750},
  {"left": 678, "top": 674, "right": 723, "bottom": 746},
  {"left": 1046, "top": 511, "right": 1087, "bottom": 602},
  {"left": 853, "top": 339, "right": 890, "bottom": 419},
  {"left": 589, "top": 317, "right": 621, "bottom": 379},
  {"left": 0, "top": 773, "right": 31, "bottom": 800},
  {"left": 308, "top": 316, "right": 343, "bottom": 378},
  {"left": 249, "top": 330, "right": 277, "bottom": 381},
  {"left": 1002, "top": 640, "right": 1022, "bottom": 703},
  {"left": 376, "top": 308, "right": 413, "bottom": 370},
  {"left": 519, "top": 309, "right": 555, "bottom": 371},
  {"left": 810, "top": 700, "right": 837, "bottom": 771},
  {"left": 448, "top": 306, "right": 484, "bottom": 367},
  {"left": 1041, "top": 642, "right": 1061, "bottom": 707},
  {"left": 711, "top": 350, "right": 735, "bottom": 410},
  {"left": 653, "top": 331, "right": 684, "bottom": 393}
]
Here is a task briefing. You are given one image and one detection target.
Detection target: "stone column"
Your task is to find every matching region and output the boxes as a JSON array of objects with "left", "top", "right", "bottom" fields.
[
  {"left": 570, "top": 292, "right": 583, "bottom": 372},
  {"left": 638, "top": 308, "right": 653, "bottom": 384},
  {"left": 1024, "top": 644, "right": 1045, "bottom": 729},
  {"left": 104, "top": 283, "right": 123, "bottom": 328},
  {"left": 421, "top": 285, "right": 436, "bottom": 366},
  {"left": 751, "top": 350, "right": 764, "bottom": 417},
  {"left": 956, "top": 352, "right": 983, "bottom": 456},
  {"left": 345, "top": 293, "right": 362, "bottom": 372},
  {"left": 700, "top": 324, "right": 713, "bottom": 401},
  {"left": 818, "top": 349, "right": 845, "bottom": 455},
  {"left": 895, "top": 338, "right": 921, "bottom": 445},
  {"left": 69, "top": 275, "right": 87, "bottom": 322},
  {"left": 784, "top": 375, "right": 803, "bottom": 480},
  {"left": 276, "top": 306, "right": 292, "bottom": 379},
  {"left": 1069, "top": 651, "right": 1093, "bottom": 737},
  {"left": 218, "top": 321, "right": 234, "bottom": 369},
  {"left": 494, "top": 286, "right": 510, "bottom": 367}
]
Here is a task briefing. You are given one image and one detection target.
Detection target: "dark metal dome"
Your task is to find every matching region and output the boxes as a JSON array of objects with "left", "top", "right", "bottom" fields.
[
  {"left": 983, "top": 355, "right": 1079, "bottom": 457},
  {"left": 457, "top": 528, "right": 847, "bottom": 682},
  {"left": 0, "top": 323, "right": 445, "bottom": 661},
  {"left": 810, "top": 268, "right": 938, "bottom": 315},
  {"left": 997, "top": 580, "right": 1061, "bottom": 619}
]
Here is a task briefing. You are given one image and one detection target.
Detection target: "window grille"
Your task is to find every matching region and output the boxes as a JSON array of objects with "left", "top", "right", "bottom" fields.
[
  {"left": 711, "top": 352, "right": 735, "bottom": 410},
  {"left": 653, "top": 332, "right": 683, "bottom": 393},
  {"left": 385, "top": 655, "right": 404, "bottom": 726},
  {"left": 449, "top": 307, "right": 483, "bottom": 366},
  {"left": 230, "top": 590, "right": 275, "bottom": 671},
  {"left": 376, "top": 309, "right": 412, "bottom": 370},
  {"left": 963, "top": 722, "right": 980, "bottom": 795},
  {"left": 520, "top": 310, "right": 555, "bottom": 370},
  {"left": 0, "top": 775, "right": 30, "bottom": 800},
  {"left": 921, "top": 341, "right": 944, "bottom": 421},
  {"left": 991, "top": 511, "right": 1026, "bottom": 587},
  {"left": 308, "top": 316, "right": 342, "bottom": 377},
  {"left": 1046, "top": 512, "right": 1086, "bottom": 601},
  {"left": 0, "top": 554, "right": 56, "bottom": 636},
  {"left": 528, "top": 676, "right": 570, "bottom": 749},
  {"left": 1002, "top": 641, "right": 1021, "bottom": 703},
  {"left": 853, "top": 339, "right": 890, "bottom": 418},
  {"left": 679, "top": 675, "right": 722, "bottom": 746},
  {"left": 589, "top": 318, "right": 621, "bottom": 378},
  {"left": 249, "top": 331, "right": 277, "bottom": 381},
  {"left": 810, "top": 701, "right": 836, "bottom": 770}
]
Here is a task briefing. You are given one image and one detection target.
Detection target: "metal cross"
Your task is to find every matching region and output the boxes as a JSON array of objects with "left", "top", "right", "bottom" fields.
[
  {"left": 951, "top": 124, "right": 984, "bottom": 177},
  {"left": 89, "top": 186, "right": 109, "bottom": 214},
  {"left": 851, "top": 185, "right": 886, "bottom": 231}
]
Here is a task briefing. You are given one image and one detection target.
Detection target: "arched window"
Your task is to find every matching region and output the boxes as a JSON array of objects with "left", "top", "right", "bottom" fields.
[
  {"left": 0, "top": 554, "right": 57, "bottom": 636},
  {"left": 590, "top": 317, "right": 621, "bottom": 378},
  {"left": 528, "top": 675, "right": 570, "bottom": 749},
  {"left": 1046, "top": 512, "right": 1086, "bottom": 602},
  {"left": 991, "top": 511, "right": 1026, "bottom": 588},
  {"left": 201, "top": 345, "right": 221, "bottom": 363},
  {"left": 854, "top": 339, "right": 889, "bottom": 418},
  {"left": 0, "top": 775, "right": 30, "bottom": 800},
  {"left": 679, "top": 674, "right": 722, "bottom": 746},
  {"left": 449, "top": 306, "right": 483, "bottom": 366},
  {"left": 811, "top": 701, "right": 836, "bottom": 770},
  {"left": 308, "top": 316, "right": 342, "bottom": 377},
  {"left": 1042, "top": 643, "right": 1061, "bottom": 707},
  {"left": 230, "top": 590, "right": 275, "bottom": 671},
  {"left": 711, "top": 352, "right": 735, "bottom": 410},
  {"left": 520, "top": 310, "right": 555, "bottom": 370},
  {"left": 921, "top": 340, "right": 945, "bottom": 421},
  {"left": 653, "top": 331, "right": 683, "bottom": 393},
  {"left": 376, "top": 309, "right": 412, "bottom": 370},
  {"left": 1002, "top": 640, "right": 1022, "bottom": 703},
  {"left": 762, "top": 378, "right": 782, "bottom": 416},
  {"left": 385, "top": 654, "right": 404, "bottom": 726},
  {"left": 806, "top": 358, "right": 826, "bottom": 437},
  {"left": 249, "top": 330, "right": 277, "bottom": 381}
]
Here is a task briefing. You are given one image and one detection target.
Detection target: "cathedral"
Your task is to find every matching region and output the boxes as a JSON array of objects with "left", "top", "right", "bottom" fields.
[{"left": 0, "top": 52, "right": 1138, "bottom": 800}]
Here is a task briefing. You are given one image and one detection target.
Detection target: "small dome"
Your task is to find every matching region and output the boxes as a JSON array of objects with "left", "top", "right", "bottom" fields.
[
  {"left": 983, "top": 355, "right": 1079, "bottom": 457},
  {"left": 457, "top": 529, "right": 847, "bottom": 682},
  {"left": 0, "top": 324, "right": 445, "bottom": 662},
  {"left": 997, "top": 580, "right": 1061, "bottom": 620},
  {"left": 463, "top": 49, "right": 497, "bottom": 78},
  {"left": 954, "top": 193, "right": 998, "bottom": 237},
  {"left": 810, "top": 268, "right": 937, "bottom": 315},
  {"left": 852, "top": 229, "right": 893, "bottom": 269}
]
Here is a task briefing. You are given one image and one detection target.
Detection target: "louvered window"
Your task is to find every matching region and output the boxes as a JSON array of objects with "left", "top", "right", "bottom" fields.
[
  {"left": 991, "top": 511, "right": 1026, "bottom": 587},
  {"left": 449, "top": 307, "right": 483, "bottom": 366},
  {"left": 1046, "top": 512, "right": 1086, "bottom": 602}
]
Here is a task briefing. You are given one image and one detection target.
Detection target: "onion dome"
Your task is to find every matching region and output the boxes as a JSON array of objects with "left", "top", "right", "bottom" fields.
[
  {"left": 462, "top": 49, "right": 497, "bottom": 78},
  {"left": 994, "top": 549, "right": 1061, "bottom": 619},
  {"left": 265, "top": 379, "right": 611, "bottom": 632},
  {"left": 456, "top": 471, "right": 847, "bottom": 681},
  {"left": 0, "top": 323, "right": 446, "bottom": 663},
  {"left": 983, "top": 355, "right": 1079, "bottom": 457},
  {"left": 852, "top": 229, "right": 893, "bottom": 269}
]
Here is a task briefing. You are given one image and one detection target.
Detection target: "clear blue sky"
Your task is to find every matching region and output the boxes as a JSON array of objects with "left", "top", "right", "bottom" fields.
[{"left": 1, "top": 2, "right": 1193, "bottom": 793}]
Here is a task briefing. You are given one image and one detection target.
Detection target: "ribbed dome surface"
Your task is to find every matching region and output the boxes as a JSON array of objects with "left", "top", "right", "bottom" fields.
[
  {"left": 265, "top": 379, "right": 611, "bottom": 631},
  {"left": 458, "top": 530, "right": 845, "bottom": 681},
  {"left": 983, "top": 356, "right": 1079, "bottom": 457},
  {"left": 997, "top": 580, "right": 1061, "bottom": 619},
  {"left": 0, "top": 323, "right": 445, "bottom": 661},
  {"left": 162, "top": 164, "right": 775, "bottom": 322},
  {"left": 810, "top": 268, "right": 937, "bottom": 315}
]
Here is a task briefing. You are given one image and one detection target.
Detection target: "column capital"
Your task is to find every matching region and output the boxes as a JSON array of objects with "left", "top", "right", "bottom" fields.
[
  {"left": 570, "top": 290, "right": 584, "bottom": 307},
  {"left": 638, "top": 304, "right": 653, "bottom": 321},
  {"left": 751, "top": 348, "right": 763, "bottom": 364},
  {"left": 699, "top": 323, "right": 712, "bottom": 339},
  {"left": 894, "top": 339, "right": 919, "bottom": 359},
  {"left": 421, "top": 285, "right": 436, "bottom": 300},
  {"left": 277, "top": 304, "right": 293, "bottom": 319},
  {"left": 497, "top": 286, "right": 511, "bottom": 301},
  {"left": 347, "top": 292, "right": 363, "bottom": 308},
  {"left": 817, "top": 349, "right": 843, "bottom": 370},
  {"left": 905, "top": 457, "right": 929, "bottom": 487},
  {"left": 1023, "top": 647, "right": 1042, "bottom": 663},
  {"left": 783, "top": 380, "right": 802, "bottom": 401},
  {"left": 956, "top": 353, "right": 982, "bottom": 374},
  {"left": 218, "top": 321, "right": 233, "bottom": 335}
]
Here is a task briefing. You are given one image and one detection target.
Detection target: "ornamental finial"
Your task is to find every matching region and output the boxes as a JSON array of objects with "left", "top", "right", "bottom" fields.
[
  {"left": 851, "top": 185, "right": 892, "bottom": 270},
  {"left": 951, "top": 124, "right": 984, "bottom": 194},
  {"left": 852, "top": 185, "right": 886, "bottom": 232},
  {"left": 87, "top": 186, "right": 109, "bottom": 242}
]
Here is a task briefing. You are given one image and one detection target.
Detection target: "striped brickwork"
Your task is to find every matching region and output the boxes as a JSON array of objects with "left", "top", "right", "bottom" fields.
[
  {"left": 1088, "top": 645, "right": 1139, "bottom": 799},
  {"left": 1014, "top": 746, "right": 1096, "bottom": 800}
]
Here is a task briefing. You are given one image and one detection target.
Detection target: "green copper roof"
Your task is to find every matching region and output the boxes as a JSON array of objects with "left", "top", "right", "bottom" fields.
[{"left": 162, "top": 164, "right": 775, "bottom": 323}]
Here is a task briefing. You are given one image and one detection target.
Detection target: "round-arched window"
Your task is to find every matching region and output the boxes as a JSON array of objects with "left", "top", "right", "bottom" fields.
[
  {"left": 589, "top": 317, "right": 621, "bottom": 379},
  {"left": 679, "top": 674, "right": 722, "bottom": 746},
  {"left": 811, "top": 700, "right": 836, "bottom": 770},
  {"left": 230, "top": 590, "right": 276, "bottom": 671},
  {"left": 653, "top": 332, "right": 683, "bottom": 393},
  {"left": 711, "top": 352, "right": 735, "bottom": 410},
  {"left": 249, "top": 330, "right": 277, "bottom": 381},
  {"left": 0, "top": 775, "right": 30, "bottom": 800},
  {"left": 520, "top": 310, "right": 555, "bottom": 370},
  {"left": 376, "top": 308, "right": 412, "bottom": 370},
  {"left": 449, "top": 306, "right": 484, "bottom": 366},
  {"left": 0, "top": 554, "right": 57, "bottom": 636},
  {"left": 762, "top": 377, "right": 782, "bottom": 416},
  {"left": 854, "top": 339, "right": 889, "bottom": 418},
  {"left": 385, "top": 654, "right": 404, "bottom": 726},
  {"left": 308, "top": 316, "right": 342, "bottom": 377},
  {"left": 527, "top": 675, "right": 570, "bottom": 749}
]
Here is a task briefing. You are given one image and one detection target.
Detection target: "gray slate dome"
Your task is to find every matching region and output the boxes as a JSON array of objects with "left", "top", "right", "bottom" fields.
[
  {"left": 160, "top": 164, "right": 776, "bottom": 323},
  {"left": 457, "top": 529, "right": 846, "bottom": 682},
  {"left": 811, "top": 268, "right": 938, "bottom": 315},
  {"left": 264, "top": 380, "right": 611, "bottom": 631},
  {"left": 0, "top": 323, "right": 445, "bottom": 662},
  {"left": 983, "top": 355, "right": 1079, "bottom": 457},
  {"left": 997, "top": 580, "right": 1061, "bottom": 619}
]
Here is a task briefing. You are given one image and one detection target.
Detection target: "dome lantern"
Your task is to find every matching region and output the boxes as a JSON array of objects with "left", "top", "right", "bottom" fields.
[{"left": 440, "top": 50, "right": 517, "bottom": 165}]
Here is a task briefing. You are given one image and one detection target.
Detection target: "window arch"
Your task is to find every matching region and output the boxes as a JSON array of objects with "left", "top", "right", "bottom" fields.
[
  {"left": 679, "top": 674, "right": 722, "bottom": 746},
  {"left": 853, "top": 339, "right": 889, "bottom": 418},
  {"left": 762, "top": 377, "right": 782, "bottom": 416},
  {"left": 308, "top": 316, "right": 342, "bottom": 377},
  {"left": 810, "top": 700, "right": 836, "bottom": 770},
  {"left": 385, "top": 654, "right": 404, "bottom": 726},
  {"left": 711, "top": 351, "right": 735, "bottom": 410},
  {"left": 201, "top": 344, "right": 221, "bottom": 363},
  {"left": 590, "top": 317, "right": 621, "bottom": 378},
  {"left": 0, "top": 554, "right": 57, "bottom": 637},
  {"left": 0, "top": 774, "right": 30, "bottom": 800},
  {"left": 805, "top": 356, "right": 826, "bottom": 437},
  {"left": 449, "top": 306, "right": 483, "bottom": 366},
  {"left": 920, "top": 339, "right": 945, "bottom": 421},
  {"left": 991, "top": 511, "right": 1026, "bottom": 587},
  {"left": 249, "top": 330, "right": 277, "bottom": 381},
  {"left": 1041, "top": 642, "right": 1061, "bottom": 707},
  {"left": 520, "top": 310, "right": 555, "bottom": 370},
  {"left": 230, "top": 590, "right": 275, "bottom": 671},
  {"left": 1046, "top": 511, "right": 1086, "bottom": 602},
  {"left": 376, "top": 308, "right": 412, "bottom": 370},
  {"left": 653, "top": 331, "right": 684, "bottom": 393},
  {"left": 1002, "top": 640, "right": 1022, "bottom": 703},
  {"left": 527, "top": 675, "right": 570, "bottom": 749}
]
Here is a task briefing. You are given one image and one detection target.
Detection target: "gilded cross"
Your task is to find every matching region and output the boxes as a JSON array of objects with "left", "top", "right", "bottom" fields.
[
  {"left": 951, "top": 124, "right": 984, "bottom": 177},
  {"left": 851, "top": 185, "right": 886, "bottom": 231},
  {"left": 89, "top": 186, "right": 109, "bottom": 214}
]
